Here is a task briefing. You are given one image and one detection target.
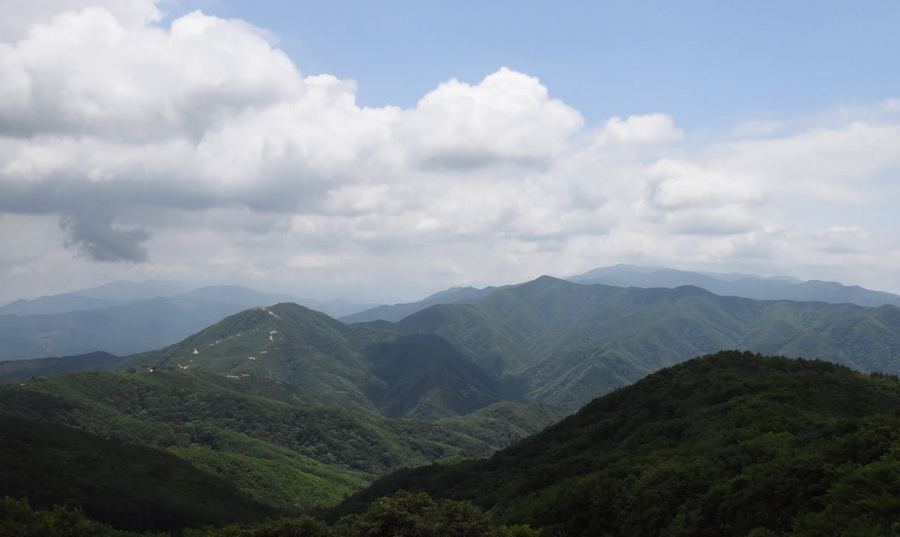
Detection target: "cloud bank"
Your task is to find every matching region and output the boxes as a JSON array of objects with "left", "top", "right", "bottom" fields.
[{"left": 1, "top": 0, "right": 899, "bottom": 301}]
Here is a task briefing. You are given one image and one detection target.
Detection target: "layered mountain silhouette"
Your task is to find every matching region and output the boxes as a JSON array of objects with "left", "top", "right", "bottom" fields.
[
  {"left": 570, "top": 264, "right": 900, "bottom": 308},
  {"left": 3, "top": 271, "right": 900, "bottom": 534},
  {"left": 0, "top": 282, "right": 374, "bottom": 361},
  {"left": 0, "top": 351, "right": 122, "bottom": 383},
  {"left": 340, "top": 286, "right": 501, "bottom": 323},
  {"left": 342, "top": 265, "right": 900, "bottom": 324}
]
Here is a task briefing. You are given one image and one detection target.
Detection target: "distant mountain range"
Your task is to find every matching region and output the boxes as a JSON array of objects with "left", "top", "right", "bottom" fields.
[
  {"left": 2, "top": 269, "right": 900, "bottom": 534},
  {"left": 339, "top": 286, "right": 501, "bottom": 323},
  {"left": 374, "top": 276, "right": 900, "bottom": 410},
  {"left": 0, "top": 281, "right": 375, "bottom": 361},
  {"left": 339, "top": 265, "right": 900, "bottom": 324},
  {"left": 569, "top": 264, "right": 900, "bottom": 308},
  {"left": 6, "top": 275, "right": 900, "bottom": 412},
  {"left": 4, "top": 267, "right": 896, "bottom": 362},
  {"left": 0, "top": 280, "right": 191, "bottom": 316}
]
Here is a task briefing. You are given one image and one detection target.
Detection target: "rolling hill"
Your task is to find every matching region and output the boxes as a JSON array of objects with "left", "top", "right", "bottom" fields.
[
  {"left": 0, "top": 415, "right": 277, "bottom": 532},
  {"left": 0, "top": 366, "right": 561, "bottom": 515},
  {"left": 340, "top": 351, "right": 900, "bottom": 536}
]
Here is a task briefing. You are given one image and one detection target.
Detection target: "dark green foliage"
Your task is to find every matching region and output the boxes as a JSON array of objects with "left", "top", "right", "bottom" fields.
[
  {"left": 341, "top": 352, "right": 900, "bottom": 536},
  {"left": 0, "top": 496, "right": 164, "bottom": 537},
  {"left": 0, "top": 417, "right": 275, "bottom": 532},
  {"left": 365, "top": 334, "right": 519, "bottom": 419},
  {"left": 387, "top": 277, "right": 900, "bottom": 410},
  {"left": 332, "top": 492, "right": 515, "bottom": 537},
  {"left": 2, "top": 493, "right": 537, "bottom": 537},
  {"left": 0, "top": 367, "right": 560, "bottom": 516},
  {"left": 0, "top": 351, "right": 123, "bottom": 383}
]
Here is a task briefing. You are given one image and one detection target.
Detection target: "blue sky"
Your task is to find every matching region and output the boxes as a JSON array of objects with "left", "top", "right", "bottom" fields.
[
  {"left": 165, "top": 0, "right": 900, "bottom": 129},
  {"left": 0, "top": 0, "right": 899, "bottom": 303}
]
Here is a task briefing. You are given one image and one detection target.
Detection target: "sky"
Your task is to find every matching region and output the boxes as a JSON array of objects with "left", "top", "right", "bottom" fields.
[{"left": 1, "top": 0, "right": 899, "bottom": 304}]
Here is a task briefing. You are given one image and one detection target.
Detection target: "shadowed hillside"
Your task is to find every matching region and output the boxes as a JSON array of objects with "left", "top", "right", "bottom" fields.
[{"left": 339, "top": 351, "right": 900, "bottom": 536}]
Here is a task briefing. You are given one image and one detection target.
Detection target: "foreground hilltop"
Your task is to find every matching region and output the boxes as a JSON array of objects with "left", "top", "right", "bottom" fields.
[
  {"left": 4, "top": 351, "right": 900, "bottom": 536},
  {"left": 341, "top": 351, "right": 900, "bottom": 536}
]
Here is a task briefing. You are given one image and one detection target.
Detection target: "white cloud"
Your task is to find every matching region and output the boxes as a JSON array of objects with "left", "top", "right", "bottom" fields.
[
  {"left": 597, "top": 113, "right": 683, "bottom": 147},
  {"left": 644, "top": 159, "right": 765, "bottom": 211},
  {"left": 0, "top": 1, "right": 899, "bottom": 302},
  {"left": 402, "top": 68, "right": 584, "bottom": 170}
]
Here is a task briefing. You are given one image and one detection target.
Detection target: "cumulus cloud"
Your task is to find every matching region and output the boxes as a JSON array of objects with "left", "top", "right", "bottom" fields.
[
  {"left": 0, "top": 1, "right": 899, "bottom": 301},
  {"left": 404, "top": 68, "right": 584, "bottom": 170},
  {"left": 597, "top": 113, "right": 683, "bottom": 147}
]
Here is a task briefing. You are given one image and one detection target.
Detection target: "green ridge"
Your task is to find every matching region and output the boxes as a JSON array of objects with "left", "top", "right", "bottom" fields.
[
  {"left": 0, "top": 367, "right": 561, "bottom": 518},
  {"left": 341, "top": 351, "right": 900, "bottom": 536},
  {"left": 0, "top": 416, "right": 276, "bottom": 533}
]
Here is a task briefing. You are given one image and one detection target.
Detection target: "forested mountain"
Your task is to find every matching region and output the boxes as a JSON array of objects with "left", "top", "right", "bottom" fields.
[
  {"left": 0, "top": 415, "right": 276, "bottom": 532},
  {"left": 570, "top": 264, "right": 900, "bottom": 308},
  {"left": 3, "top": 274, "right": 900, "bottom": 535},
  {"left": 8, "top": 276, "right": 900, "bottom": 416},
  {"left": 0, "top": 367, "right": 560, "bottom": 516},
  {"left": 0, "top": 284, "right": 374, "bottom": 361},
  {"left": 125, "top": 302, "right": 521, "bottom": 418},
  {"left": 341, "top": 266, "right": 900, "bottom": 325},
  {"left": 0, "top": 298, "right": 262, "bottom": 361},
  {"left": 339, "top": 286, "right": 500, "bottom": 323},
  {"left": 382, "top": 276, "right": 900, "bottom": 410},
  {"left": 0, "top": 351, "right": 123, "bottom": 383},
  {"left": 341, "top": 351, "right": 900, "bottom": 536}
]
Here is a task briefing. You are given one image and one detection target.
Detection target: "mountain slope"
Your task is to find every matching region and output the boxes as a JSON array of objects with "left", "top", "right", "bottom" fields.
[
  {"left": 0, "top": 366, "right": 560, "bottom": 513},
  {"left": 364, "top": 333, "right": 520, "bottom": 419},
  {"left": 128, "top": 302, "right": 518, "bottom": 417},
  {"left": 0, "top": 351, "right": 123, "bottom": 383},
  {"left": 0, "top": 284, "right": 366, "bottom": 362},
  {"left": 0, "top": 415, "right": 277, "bottom": 532},
  {"left": 0, "top": 298, "right": 261, "bottom": 361},
  {"left": 341, "top": 351, "right": 900, "bottom": 537},
  {"left": 388, "top": 276, "right": 900, "bottom": 410},
  {"left": 340, "top": 286, "right": 500, "bottom": 323}
]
